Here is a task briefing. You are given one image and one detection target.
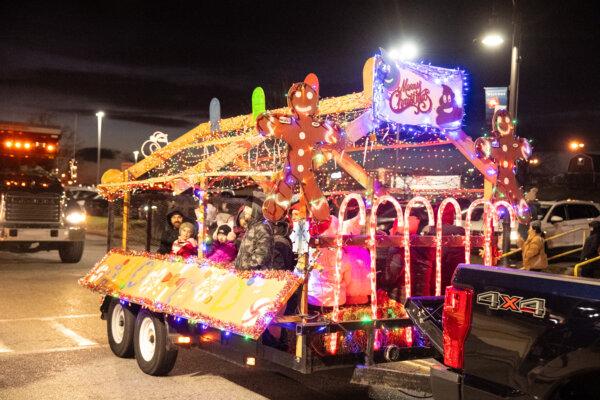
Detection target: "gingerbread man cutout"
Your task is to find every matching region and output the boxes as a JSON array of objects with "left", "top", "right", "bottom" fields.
[
  {"left": 256, "top": 74, "right": 343, "bottom": 232},
  {"left": 475, "top": 109, "right": 532, "bottom": 222}
]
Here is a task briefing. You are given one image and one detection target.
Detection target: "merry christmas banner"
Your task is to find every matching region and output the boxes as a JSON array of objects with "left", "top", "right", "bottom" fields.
[
  {"left": 79, "top": 250, "right": 302, "bottom": 339},
  {"left": 373, "top": 52, "right": 466, "bottom": 131}
]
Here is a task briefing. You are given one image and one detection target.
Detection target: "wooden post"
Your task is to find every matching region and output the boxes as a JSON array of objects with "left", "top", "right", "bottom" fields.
[
  {"left": 295, "top": 193, "right": 310, "bottom": 363},
  {"left": 122, "top": 172, "right": 129, "bottom": 250},
  {"left": 145, "top": 199, "right": 153, "bottom": 252},
  {"left": 107, "top": 200, "right": 114, "bottom": 251},
  {"left": 194, "top": 178, "right": 207, "bottom": 259}
]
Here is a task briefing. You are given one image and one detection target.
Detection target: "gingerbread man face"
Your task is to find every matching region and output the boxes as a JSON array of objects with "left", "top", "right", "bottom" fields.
[
  {"left": 475, "top": 109, "right": 532, "bottom": 222},
  {"left": 256, "top": 74, "right": 341, "bottom": 233},
  {"left": 288, "top": 79, "right": 319, "bottom": 117},
  {"left": 493, "top": 109, "right": 514, "bottom": 137}
]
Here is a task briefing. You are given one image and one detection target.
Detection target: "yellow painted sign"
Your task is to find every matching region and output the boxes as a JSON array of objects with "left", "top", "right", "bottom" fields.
[{"left": 79, "top": 250, "right": 302, "bottom": 339}]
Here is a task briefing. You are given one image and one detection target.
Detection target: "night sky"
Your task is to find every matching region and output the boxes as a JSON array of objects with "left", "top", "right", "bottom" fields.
[{"left": 1, "top": 0, "right": 598, "bottom": 153}]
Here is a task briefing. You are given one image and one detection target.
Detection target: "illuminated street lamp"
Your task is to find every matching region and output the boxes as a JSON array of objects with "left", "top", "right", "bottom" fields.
[
  {"left": 481, "top": 32, "right": 504, "bottom": 48},
  {"left": 481, "top": 2, "right": 521, "bottom": 124},
  {"left": 95, "top": 111, "right": 105, "bottom": 185},
  {"left": 569, "top": 141, "right": 585, "bottom": 151},
  {"left": 389, "top": 41, "right": 419, "bottom": 61}
]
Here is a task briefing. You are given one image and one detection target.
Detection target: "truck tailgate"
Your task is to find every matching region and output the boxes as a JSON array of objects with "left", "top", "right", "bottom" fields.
[{"left": 405, "top": 296, "right": 444, "bottom": 354}]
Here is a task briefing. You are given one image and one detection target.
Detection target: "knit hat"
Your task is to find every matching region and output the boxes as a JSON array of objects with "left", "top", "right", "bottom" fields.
[{"left": 216, "top": 224, "right": 232, "bottom": 236}]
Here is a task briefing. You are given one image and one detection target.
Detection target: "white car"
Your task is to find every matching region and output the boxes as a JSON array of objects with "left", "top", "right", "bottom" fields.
[
  {"left": 536, "top": 200, "right": 600, "bottom": 250},
  {"left": 463, "top": 200, "right": 600, "bottom": 250}
]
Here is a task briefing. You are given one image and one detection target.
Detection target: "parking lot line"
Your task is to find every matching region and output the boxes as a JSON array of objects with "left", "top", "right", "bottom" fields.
[
  {"left": 0, "top": 313, "right": 98, "bottom": 323},
  {"left": 50, "top": 321, "right": 98, "bottom": 347},
  {"left": 0, "top": 340, "right": 12, "bottom": 353},
  {"left": 0, "top": 344, "right": 107, "bottom": 357}
]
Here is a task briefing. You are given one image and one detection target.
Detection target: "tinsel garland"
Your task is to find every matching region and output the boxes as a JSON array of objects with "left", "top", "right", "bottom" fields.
[{"left": 79, "top": 249, "right": 303, "bottom": 339}]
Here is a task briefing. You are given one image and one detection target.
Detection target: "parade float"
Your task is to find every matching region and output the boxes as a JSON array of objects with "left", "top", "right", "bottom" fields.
[{"left": 80, "top": 49, "right": 530, "bottom": 375}]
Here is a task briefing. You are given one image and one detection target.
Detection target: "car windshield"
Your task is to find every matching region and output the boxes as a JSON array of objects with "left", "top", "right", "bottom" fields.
[{"left": 537, "top": 205, "right": 551, "bottom": 220}]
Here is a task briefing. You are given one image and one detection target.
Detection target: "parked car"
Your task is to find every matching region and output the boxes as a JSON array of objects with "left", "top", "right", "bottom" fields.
[
  {"left": 538, "top": 200, "right": 600, "bottom": 250},
  {"left": 463, "top": 199, "right": 600, "bottom": 250}
]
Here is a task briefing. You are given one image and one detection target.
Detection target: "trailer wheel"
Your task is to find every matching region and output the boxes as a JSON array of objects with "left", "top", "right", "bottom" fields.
[
  {"left": 134, "top": 309, "right": 178, "bottom": 376},
  {"left": 59, "top": 241, "right": 84, "bottom": 263},
  {"left": 107, "top": 299, "right": 135, "bottom": 358}
]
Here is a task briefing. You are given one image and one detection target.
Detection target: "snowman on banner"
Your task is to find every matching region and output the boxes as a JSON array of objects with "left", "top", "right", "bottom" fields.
[
  {"left": 256, "top": 73, "right": 344, "bottom": 236},
  {"left": 475, "top": 109, "right": 532, "bottom": 222}
]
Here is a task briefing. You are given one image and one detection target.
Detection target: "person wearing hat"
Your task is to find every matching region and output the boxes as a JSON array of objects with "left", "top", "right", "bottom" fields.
[
  {"left": 580, "top": 220, "right": 600, "bottom": 277},
  {"left": 234, "top": 199, "right": 274, "bottom": 270},
  {"left": 206, "top": 224, "right": 237, "bottom": 264},
  {"left": 157, "top": 209, "right": 185, "bottom": 254},
  {"left": 521, "top": 221, "right": 548, "bottom": 271}
]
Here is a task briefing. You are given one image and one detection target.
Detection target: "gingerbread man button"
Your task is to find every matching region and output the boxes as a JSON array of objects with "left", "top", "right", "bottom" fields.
[
  {"left": 475, "top": 109, "right": 532, "bottom": 222},
  {"left": 256, "top": 73, "right": 343, "bottom": 233}
]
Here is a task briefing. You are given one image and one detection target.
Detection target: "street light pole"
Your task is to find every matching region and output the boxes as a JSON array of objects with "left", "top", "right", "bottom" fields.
[
  {"left": 508, "top": 0, "right": 521, "bottom": 123},
  {"left": 95, "top": 111, "right": 105, "bottom": 185}
]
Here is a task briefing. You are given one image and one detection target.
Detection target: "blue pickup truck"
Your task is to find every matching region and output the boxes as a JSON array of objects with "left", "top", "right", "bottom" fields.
[{"left": 361, "top": 265, "right": 600, "bottom": 400}]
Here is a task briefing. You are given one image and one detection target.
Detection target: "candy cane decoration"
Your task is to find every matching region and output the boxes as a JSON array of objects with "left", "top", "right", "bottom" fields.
[
  {"left": 334, "top": 193, "right": 366, "bottom": 320},
  {"left": 403, "top": 196, "right": 434, "bottom": 300},
  {"left": 327, "top": 193, "right": 366, "bottom": 355},
  {"left": 464, "top": 199, "right": 493, "bottom": 264},
  {"left": 435, "top": 197, "right": 462, "bottom": 296},
  {"left": 369, "top": 195, "right": 403, "bottom": 319}
]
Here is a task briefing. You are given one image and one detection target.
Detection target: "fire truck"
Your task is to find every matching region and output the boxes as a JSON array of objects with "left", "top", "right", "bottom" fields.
[{"left": 0, "top": 122, "right": 85, "bottom": 262}]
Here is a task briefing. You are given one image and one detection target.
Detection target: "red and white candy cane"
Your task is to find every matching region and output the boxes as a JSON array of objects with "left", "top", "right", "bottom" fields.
[
  {"left": 464, "top": 199, "right": 493, "bottom": 265},
  {"left": 403, "top": 196, "right": 434, "bottom": 300},
  {"left": 369, "top": 195, "right": 403, "bottom": 318},
  {"left": 334, "top": 193, "right": 366, "bottom": 320}
]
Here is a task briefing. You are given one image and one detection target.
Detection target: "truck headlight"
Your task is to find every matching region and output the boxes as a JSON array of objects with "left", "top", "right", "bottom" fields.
[{"left": 66, "top": 211, "right": 86, "bottom": 224}]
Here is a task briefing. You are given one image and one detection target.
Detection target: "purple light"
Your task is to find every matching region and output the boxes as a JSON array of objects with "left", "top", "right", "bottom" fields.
[{"left": 486, "top": 167, "right": 497, "bottom": 176}]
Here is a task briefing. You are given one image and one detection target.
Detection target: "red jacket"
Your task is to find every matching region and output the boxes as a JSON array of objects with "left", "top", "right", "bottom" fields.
[{"left": 171, "top": 238, "right": 198, "bottom": 259}]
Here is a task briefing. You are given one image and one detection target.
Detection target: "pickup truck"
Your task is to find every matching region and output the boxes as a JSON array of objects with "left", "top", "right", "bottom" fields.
[{"left": 361, "top": 265, "right": 600, "bottom": 400}]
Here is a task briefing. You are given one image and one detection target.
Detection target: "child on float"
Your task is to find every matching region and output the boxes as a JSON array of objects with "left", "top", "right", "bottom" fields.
[
  {"left": 171, "top": 222, "right": 198, "bottom": 258},
  {"left": 206, "top": 224, "right": 237, "bottom": 264}
]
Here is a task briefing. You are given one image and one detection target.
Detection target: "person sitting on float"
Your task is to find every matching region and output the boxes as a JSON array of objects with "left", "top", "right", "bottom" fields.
[
  {"left": 234, "top": 200, "right": 274, "bottom": 270},
  {"left": 308, "top": 213, "right": 371, "bottom": 308},
  {"left": 206, "top": 224, "right": 237, "bottom": 264},
  {"left": 171, "top": 222, "right": 198, "bottom": 259}
]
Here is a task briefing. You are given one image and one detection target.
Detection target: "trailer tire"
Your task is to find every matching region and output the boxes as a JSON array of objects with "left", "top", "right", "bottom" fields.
[
  {"left": 59, "top": 241, "right": 84, "bottom": 263},
  {"left": 107, "top": 299, "right": 135, "bottom": 358},
  {"left": 134, "top": 310, "right": 178, "bottom": 376}
]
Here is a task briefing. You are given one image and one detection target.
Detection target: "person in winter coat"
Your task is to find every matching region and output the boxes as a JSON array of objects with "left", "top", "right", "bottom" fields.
[
  {"left": 171, "top": 222, "right": 198, "bottom": 258},
  {"left": 206, "top": 224, "right": 237, "bottom": 264},
  {"left": 521, "top": 222, "right": 547, "bottom": 271},
  {"left": 234, "top": 201, "right": 274, "bottom": 270},
  {"left": 580, "top": 220, "right": 600, "bottom": 277},
  {"left": 157, "top": 210, "right": 185, "bottom": 254},
  {"left": 272, "top": 220, "right": 296, "bottom": 271}
]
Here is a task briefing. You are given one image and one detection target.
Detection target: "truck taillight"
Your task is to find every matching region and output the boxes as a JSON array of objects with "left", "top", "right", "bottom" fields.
[{"left": 442, "top": 286, "right": 473, "bottom": 369}]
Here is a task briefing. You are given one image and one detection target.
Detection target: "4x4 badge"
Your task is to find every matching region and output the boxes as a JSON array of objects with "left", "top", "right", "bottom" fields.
[{"left": 477, "top": 291, "right": 546, "bottom": 318}]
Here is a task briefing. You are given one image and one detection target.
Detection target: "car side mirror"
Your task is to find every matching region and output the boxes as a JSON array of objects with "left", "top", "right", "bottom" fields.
[{"left": 550, "top": 215, "right": 564, "bottom": 223}]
